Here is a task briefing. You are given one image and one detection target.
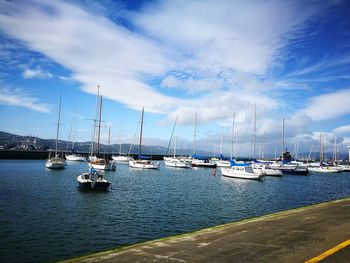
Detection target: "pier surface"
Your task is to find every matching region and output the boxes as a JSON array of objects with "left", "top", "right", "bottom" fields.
[{"left": 63, "top": 198, "right": 350, "bottom": 263}]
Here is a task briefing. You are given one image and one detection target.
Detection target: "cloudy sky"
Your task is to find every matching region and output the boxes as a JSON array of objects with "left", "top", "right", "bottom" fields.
[{"left": 1, "top": 0, "right": 350, "bottom": 158}]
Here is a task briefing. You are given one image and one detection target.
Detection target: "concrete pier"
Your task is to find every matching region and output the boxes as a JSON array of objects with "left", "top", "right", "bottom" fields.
[{"left": 62, "top": 198, "right": 350, "bottom": 263}]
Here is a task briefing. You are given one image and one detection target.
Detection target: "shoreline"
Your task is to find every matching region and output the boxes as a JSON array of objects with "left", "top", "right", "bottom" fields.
[{"left": 61, "top": 197, "right": 350, "bottom": 262}]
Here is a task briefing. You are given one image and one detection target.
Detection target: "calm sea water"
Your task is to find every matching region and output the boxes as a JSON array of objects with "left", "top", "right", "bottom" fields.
[{"left": 0, "top": 159, "right": 350, "bottom": 263}]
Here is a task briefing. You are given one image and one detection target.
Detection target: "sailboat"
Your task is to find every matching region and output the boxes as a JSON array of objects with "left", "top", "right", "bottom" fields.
[
  {"left": 164, "top": 136, "right": 191, "bottom": 168},
  {"left": 112, "top": 127, "right": 133, "bottom": 163},
  {"left": 88, "top": 92, "right": 116, "bottom": 171},
  {"left": 215, "top": 113, "right": 231, "bottom": 167},
  {"left": 46, "top": 92, "right": 66, "bottom": 169},
  {"left": 65, "top": 112, "right": 86, "bottom": 162},
  {"left": 129, "top": 107, "right": 159, "bottom": 169},
  {"left": 308, "top": 133, "right": 341, "bottom": 173},
  {"left": 190, "top": 112, "right": 217, "bottom": 168},
  {"left": 77, "top": 87, "right": 112, "bottom": 191},
  {"left": 274, "top": 119, "right": 309, "bottom": 175}
]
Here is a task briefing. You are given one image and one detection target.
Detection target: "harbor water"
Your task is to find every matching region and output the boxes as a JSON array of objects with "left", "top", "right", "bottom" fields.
[{"left": 1, "top": 159, "right": 350, "bottom": 263}]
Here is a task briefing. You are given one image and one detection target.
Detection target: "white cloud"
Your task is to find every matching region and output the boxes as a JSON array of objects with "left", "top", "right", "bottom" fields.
[
  {"left": 333, "top": 125, "right": 350, "bottom": 135},
  {"left": 303, "top": 89, "right": 350, "bottom": 121},
  {"left": 23, "top": 68, "right": 52, "bottom": 79},
  {"left": 131, "top": 0, "right": 327, "bottom": 75},
  {"left": 0, "top": 0, "right": 178, "bottom": 113},
  {"left": 0, "top": 0, "right": 329, "bottom": 116},
  {"left": 0, "top": 88, "right": 51, "bottom": 113},
  {"left": 2, "top": 0, "right": 347, "bottom": 156},
  {"left": 161, "top": 76, "right": 224, "bottom": 94}
]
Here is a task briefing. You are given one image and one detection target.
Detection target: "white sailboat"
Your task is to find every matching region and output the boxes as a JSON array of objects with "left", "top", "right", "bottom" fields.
[
  {"left": 129, "top": 107, "right": 159, "bottom": 169},
  {"left": 308, "top": 133, "right": 341, "bottom": 173},
  {"left": 190, "top": 112, "right": 216, "bottom": 168},
  {"left": 46, "top": 92, "right": 66, "bottom": 169},
  {"left": 164, "top": 136, "right": 191, "bottom": 168},
  {"left": 112, "top": 128, "right": 133, "bottom": 163},
  {"left": 65, "top": 112, "right": 86, "bottom": 162},
  {"left": 214, "top": 113, "right": 230, "bottom": 167},
  {"left": 88, "top": 92, "right": 116, "bottom": 171}
]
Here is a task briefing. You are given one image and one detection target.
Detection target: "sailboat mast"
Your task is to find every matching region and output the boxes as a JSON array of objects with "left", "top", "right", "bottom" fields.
[
  {"left": 119, "top": 125, "right": 123, "bottom": 155},
  {"left": 193, "top": 112, "right": 197, "bottom": 155},
  {"left": 253, "top": 103, "right": 257, "bottom": 158},
  {"left": 72, "top": 112, "right": 76, "bottom": 151},
  {"left": 90, "top": 85, "right": 100, "bottom": 157},
  {"left": 261, "top": 131, "right": 265, "bottom": 159},
  {"left": 220, "top": 113, "right": 223, "bottom": 155},
  {"left": 231, "top": 113, "right": 235, "bottom": 160},
  {"left": 334, "top": 134, "right": 337, "bottom": 162},
  {"left": 96, "top": 96, "right": 102, "bottom": 155},
  {"left": 174, "top": 136, "right": 177, "bottom": 158},
  {"left": 282, "top": 118, "right": 285, "bottom": 161},
  {"left": 139, "top": 107, "right": 144, "bottom": 156},
  {"left": 55, "top": 91, "right": 62, "bottom": 157},
  {"left": 320, "top": 132, "right": 323, "bottom": 162},
  {"left": 166, "top": 116, "right": 178, "bottom": 155},
  {"left": 108, "top": 124, "right": 111, "bottom": 146}
]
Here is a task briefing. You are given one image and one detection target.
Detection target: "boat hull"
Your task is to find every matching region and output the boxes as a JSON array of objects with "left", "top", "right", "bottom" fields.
[
  {"left": 129, "top": 160, "right": 159, "bottom": 169},
  {"left": 89, "top": 163, "right": 116, "bottom": 171},
  {"left": 281, "top": 168, "right": 309, "bottom": 175},
  {"left": 78, "top": 181, "right": 110, "bottom": 191},
  {"left": 112, "top": 156, "right": 133, "bottom": 163},
  {"left": 46, "top": 158, "right": 66, "bottom": 169},
  {"left": 164, "top": 160, "right": 191, "bottom": 168},
  {"left": 65, "top": 154, "right": 86, "bottom": 162},
  {"left": 77, "top": 174, "right": 111, "bottom": 191},
  {"left": 221, "top": 167, "right": 264, "bottom": 180},
  {"left": 308, "top": 167, "right": 341, "bottom": 173},
  {"left": 263, "top": 168, "right": 283, "bottom": 176},
  {"left": 192, "top": 161, "right": 217, "bottom": 168}
]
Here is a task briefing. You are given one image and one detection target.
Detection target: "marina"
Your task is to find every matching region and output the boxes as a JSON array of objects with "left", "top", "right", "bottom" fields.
[
  {"left": 1, "top": 1, "right": 350, "bottom": 262},
  {"left": 1, "top": 159, "right": 350, "bottom": 262}
]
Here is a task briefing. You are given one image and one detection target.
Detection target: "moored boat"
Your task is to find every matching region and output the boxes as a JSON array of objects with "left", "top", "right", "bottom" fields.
[
  {"left": 112, "top": 155, "right": 133, "bottom": 163},
  {"left": 221, "top": 161, "right": 264, "bottom": 180},
  {"left": 308, "top": 165, "right": 342, "bottom": 173},
  {"left": 77, "top": 167, "right": 111, "bottom": 191},
  {"left": 66, "top": 154, "right": 86, "bottom": 162},
  {"left": 191, "top": 154, "right": 217, "bottom": 168},
  {"left": 129, "top": 159, "right": 160, "bottom": 169},
  {"left": 164, "top": 136, "right": 191, "bottom": 168},
  {"left": 129, "top": 108, "right": 159, "bottom": 170},
  {"left": 89, "top": 158, "right": 116, "bottom": 171},
  {"left": 46, "top": 155, "right": 66, "bottom": 169},
  {"left": 46, "top": 92, "right": 65, "bottom": 169},
  {"left": 164, "top": 158, "right": 191, "bottom": 168}
]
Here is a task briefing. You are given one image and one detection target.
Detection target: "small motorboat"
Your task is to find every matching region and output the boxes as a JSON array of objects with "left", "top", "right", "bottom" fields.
[{"left": 77, "top": 167, "right": 111, "bottom": 191}]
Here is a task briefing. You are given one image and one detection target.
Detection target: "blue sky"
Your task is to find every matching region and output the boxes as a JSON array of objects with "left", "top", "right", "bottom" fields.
[{"left": 1, "top": 0, "right": 350, "bottom": 157}]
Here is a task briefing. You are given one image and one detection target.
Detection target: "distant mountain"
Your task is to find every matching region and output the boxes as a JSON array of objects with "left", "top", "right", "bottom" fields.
[{"left": 0, "top": 131, "right": 211, "bottom": 156}]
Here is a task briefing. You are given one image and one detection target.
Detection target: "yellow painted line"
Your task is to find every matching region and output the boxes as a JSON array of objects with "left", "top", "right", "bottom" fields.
[{"left": 305, "top": 239, "right": 350, "bottom": 263}]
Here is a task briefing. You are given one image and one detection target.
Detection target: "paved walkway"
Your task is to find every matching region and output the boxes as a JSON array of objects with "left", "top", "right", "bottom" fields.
[{"left": 63, "top": 198, "right": 350, "bottom": 263}]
